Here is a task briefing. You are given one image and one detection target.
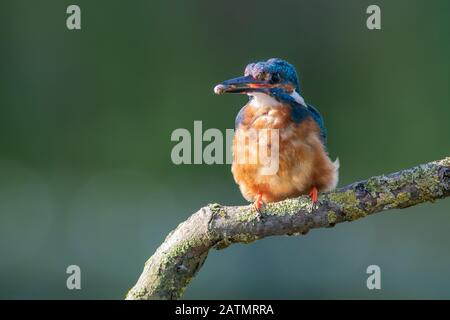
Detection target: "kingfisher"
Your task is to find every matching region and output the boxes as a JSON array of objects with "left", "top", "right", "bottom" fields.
[{"left": 214, "top": 58, "right": 339, "bottom": 211}]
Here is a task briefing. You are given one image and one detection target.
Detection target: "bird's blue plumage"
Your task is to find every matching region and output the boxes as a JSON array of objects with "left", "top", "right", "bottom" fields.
[
  {"left": 233, "top": 58, "right": 327, "bottom": 144},
  {"left": 245, "top": 58, "right": 300, "bottom": 92},
  {"left": 271, "top": 90, "right": 327, "bottom": 145},
  {"left": 306, "top": 104, "right": 327, "bottom": 144},
  {"left": 291, "top": 102, "right": 327, "bottom": 145}
]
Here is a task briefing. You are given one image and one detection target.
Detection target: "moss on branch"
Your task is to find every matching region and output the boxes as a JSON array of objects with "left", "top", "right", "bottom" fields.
[{"left": 126, "top": 157, "right": 450, "bottom": 300}]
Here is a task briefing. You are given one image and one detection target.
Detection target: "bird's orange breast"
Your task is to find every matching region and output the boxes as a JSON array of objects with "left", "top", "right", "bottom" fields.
[{"left": 232, "top": 102, "right": 338, "bottom": 203}]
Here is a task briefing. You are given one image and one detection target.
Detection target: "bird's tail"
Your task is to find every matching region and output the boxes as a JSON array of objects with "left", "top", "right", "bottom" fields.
[
  {"left": 331, "top": 157, "right": 340, "bottom": 190},
  {"left": 333, "top": 157, "right": 340, "bottom": 170}
]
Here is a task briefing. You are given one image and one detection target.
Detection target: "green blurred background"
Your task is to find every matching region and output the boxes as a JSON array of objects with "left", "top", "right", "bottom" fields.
[{"left": 1, "top": 0, "right": 449, "bottom": 299}]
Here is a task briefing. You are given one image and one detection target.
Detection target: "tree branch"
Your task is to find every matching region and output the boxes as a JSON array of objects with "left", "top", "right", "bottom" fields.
[{"left": 126, "top": 157, "right": 450, "bottom": 300}]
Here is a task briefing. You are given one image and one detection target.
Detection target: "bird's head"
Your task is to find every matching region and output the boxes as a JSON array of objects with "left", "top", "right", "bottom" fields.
[{"left": 214, "top": 58, "right": 302, "bottom": 104}]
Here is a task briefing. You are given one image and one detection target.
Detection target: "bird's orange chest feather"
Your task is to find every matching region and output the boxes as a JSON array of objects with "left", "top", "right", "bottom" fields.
[
  {"left": 233, "top": 102, "right": 322, "bottom": 161},
  {"left": 231, "top": 102, "right": 327, "bottom": 202}
]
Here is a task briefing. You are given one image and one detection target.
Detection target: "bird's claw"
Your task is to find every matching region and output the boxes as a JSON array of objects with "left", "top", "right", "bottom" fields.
[
  {"left": 309, "top": 186, "right": 319, "bottom": 211},
  {"left": 253, "top": 193, "right": 265, "bottom": 218}
]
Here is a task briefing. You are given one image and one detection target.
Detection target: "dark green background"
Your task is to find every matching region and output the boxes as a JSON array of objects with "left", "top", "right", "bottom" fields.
[{"left": 1, "top": 0, "right": 449, "bottom": 299}]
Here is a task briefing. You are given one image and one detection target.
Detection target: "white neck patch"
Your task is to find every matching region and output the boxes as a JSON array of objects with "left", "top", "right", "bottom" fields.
[
  {"left": 248, "top": 91, "right": 307, "bottom": 107},
  {"left": 248, "top": 92, "right": 279, "bottom": 108},
  {"left": 290, "top": 91, "right": 306, "bottom": 106}
]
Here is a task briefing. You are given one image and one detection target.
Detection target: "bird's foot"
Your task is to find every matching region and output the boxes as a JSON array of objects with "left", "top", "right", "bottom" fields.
[
  {"left": 253, "top": 193, "right": 265, "bottom": 217},
  {"left": 309, "top": 186, "right": 319, "bottom": 210}
]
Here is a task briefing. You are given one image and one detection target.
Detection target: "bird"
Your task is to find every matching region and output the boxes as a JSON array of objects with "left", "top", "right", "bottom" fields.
[{"left": 214, "top": 58, "right": 339, "bottom": 211}]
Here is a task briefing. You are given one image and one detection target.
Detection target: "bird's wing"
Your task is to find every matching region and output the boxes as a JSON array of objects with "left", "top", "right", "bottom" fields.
[{"left": 306, "top": 103, "right": 327, "bottom": 145}]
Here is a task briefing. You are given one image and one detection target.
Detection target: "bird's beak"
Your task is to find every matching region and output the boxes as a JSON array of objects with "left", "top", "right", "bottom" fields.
[{"left": 214, "top": 75, "right": 274, "bottom": 95}]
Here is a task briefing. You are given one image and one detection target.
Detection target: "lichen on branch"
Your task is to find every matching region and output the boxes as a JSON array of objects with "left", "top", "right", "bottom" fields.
[{"left": 126, "top": 157, "right": 450, "bottom": 300}]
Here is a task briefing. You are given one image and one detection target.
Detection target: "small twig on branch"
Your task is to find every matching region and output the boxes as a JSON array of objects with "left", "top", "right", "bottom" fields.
[{"left": 126, "top": 157, "right": 450, "bottom": 300}]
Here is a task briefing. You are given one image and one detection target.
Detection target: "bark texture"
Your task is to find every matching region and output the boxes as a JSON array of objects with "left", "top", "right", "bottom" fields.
[{"left": 126, "top": 157, "right": 450, "bottom": 300}]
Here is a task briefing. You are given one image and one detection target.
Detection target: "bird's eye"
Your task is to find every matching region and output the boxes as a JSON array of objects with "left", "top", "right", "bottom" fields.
[{"left": 270, "top": 73, "right": 281, "bottom": 84}]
